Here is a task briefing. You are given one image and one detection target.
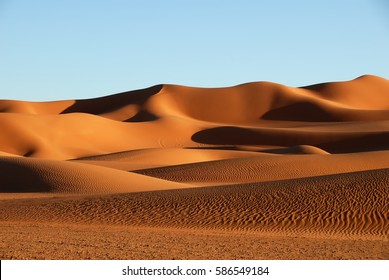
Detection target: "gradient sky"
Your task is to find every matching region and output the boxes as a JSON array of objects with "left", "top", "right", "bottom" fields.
[{"left": 1, "top": 0, "right": 388, "bottom": 101}]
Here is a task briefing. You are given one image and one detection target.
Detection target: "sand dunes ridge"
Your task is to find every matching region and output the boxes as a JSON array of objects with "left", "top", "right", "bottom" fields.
[{"left": 0, "top": 75, "right": 389, "bottom": 159}]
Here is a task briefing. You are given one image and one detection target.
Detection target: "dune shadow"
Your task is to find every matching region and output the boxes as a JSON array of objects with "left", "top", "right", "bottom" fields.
[
  {"left": 261, "top": 102, "right": 337, "bottom": 122},
  {"left": 61, "top": 84, "right": 163, "bottom": 115},
  {"left": 192, "top": 127, "right": 389, "bottom": 153},
  {"left": 300, "top": 81, "right": 329, "bottom": 92},
  {"left": 320, "top": 133, "right": 389, "bottom": 153},
  {"left": 0, "top": 160, "right": 50, "bottom": 192},
  {"left": 125, "top": 109, "right": 159, "bottom": 122},
  {"left": 191, "top": 126, "right": 278, "bottom": 146}
]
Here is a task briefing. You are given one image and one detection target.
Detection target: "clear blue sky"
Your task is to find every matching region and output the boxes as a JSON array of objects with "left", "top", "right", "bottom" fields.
[{"left": 1, "top": 0, "right": 388, "bottom": 101}]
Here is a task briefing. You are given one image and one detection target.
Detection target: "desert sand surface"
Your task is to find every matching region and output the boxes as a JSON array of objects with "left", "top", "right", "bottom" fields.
[{"left": 0, "top": 75, "right": 388, "bottom": 259}]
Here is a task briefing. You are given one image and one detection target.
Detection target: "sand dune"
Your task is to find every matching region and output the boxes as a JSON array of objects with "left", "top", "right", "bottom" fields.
[
  {"left": 0, "top": 75, "right": 388, "bottom": 259},
  {"left": 135, "top": 150, "right": 389, "bottom": 185},
  {"left": 74, "top": 148, "right": 261, "bottom": 171},
  {"left": 0, "top": 74, "right": 388, "bottom": 159},
  {"left": 0, "top": 156, "right": 190, "bottom": 193},
  {"left": 0, "top": 168, "right": 387, "bottom": 238},
  {"left": 155, "top": 75, "right": 389, "bottom": 123}
]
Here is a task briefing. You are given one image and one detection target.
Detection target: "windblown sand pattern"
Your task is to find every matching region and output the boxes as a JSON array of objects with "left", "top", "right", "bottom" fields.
[{"left": 0, "top": 75, "right": 388, "bottom": 259}]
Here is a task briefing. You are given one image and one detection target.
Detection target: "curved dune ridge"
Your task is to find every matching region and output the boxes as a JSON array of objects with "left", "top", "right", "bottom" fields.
[{"left": 1, "top": 75, "right": 389, "bottom": 259}]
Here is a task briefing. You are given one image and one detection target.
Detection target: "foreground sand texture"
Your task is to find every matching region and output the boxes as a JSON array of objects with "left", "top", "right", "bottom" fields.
[{"left": 0, "top": 75, "right": 388, "bottom": 259}]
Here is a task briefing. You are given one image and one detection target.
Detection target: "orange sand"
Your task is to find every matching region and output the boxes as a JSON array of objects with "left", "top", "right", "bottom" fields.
[{"left": 0, "top": 75, "right": 388, "bottom": 259}]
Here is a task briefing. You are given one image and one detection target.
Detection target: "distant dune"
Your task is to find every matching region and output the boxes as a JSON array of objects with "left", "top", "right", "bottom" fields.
[
  {"left": 1, "top": 74, "right": 389, "bottom": 159},
  {"left": 0, "top": 75, "right": 388, "bottom": 259}
]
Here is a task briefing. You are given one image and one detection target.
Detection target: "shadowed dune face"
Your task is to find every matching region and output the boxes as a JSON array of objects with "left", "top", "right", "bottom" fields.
[
  {"left": 0, "top": 156, "right": 191, "bottom": 193},
  {"left": 191, "top": 126, "right": 389, "bottom": 153},
  {"left": 261, "top": 101, "right": 338, "bottom": 122},
  {"left": 301, "top": 75, "right": 389, "bottom": 109},
  {"left": 61, "top": 84, "right": 163, "bottom": 120},
  {"left": 1, "top": 75, "right": 389, "bottom": 259}
]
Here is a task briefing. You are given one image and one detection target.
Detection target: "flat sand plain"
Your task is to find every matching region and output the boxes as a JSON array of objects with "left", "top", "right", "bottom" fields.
[{"left": 0, "top": 75, "right": 388, "bottom": 259}]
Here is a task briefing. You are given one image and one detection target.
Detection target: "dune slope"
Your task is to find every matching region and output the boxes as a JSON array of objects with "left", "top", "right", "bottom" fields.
[
  {"left": 0, "top": 156, "right": 190, "bottom": 193},
  {"left": 134, "top": 150, "right": 389, "bottom": 185}
]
